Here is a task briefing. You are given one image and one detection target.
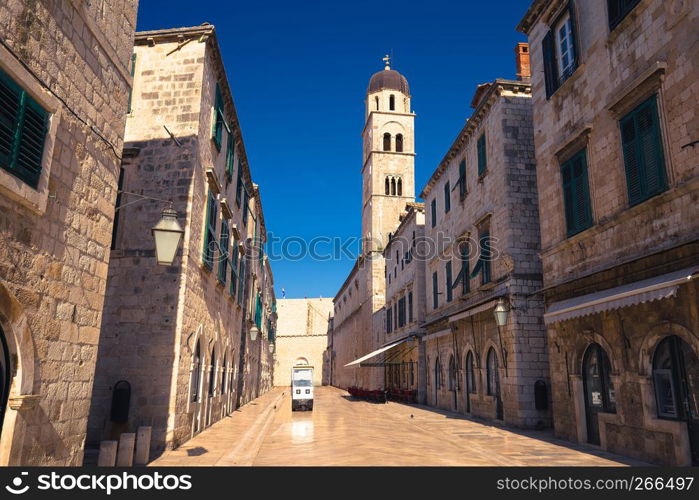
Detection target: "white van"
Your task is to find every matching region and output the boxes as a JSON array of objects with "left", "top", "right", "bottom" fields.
[{"left": 291, "top": 365, "right": 314, "bottom": 411}]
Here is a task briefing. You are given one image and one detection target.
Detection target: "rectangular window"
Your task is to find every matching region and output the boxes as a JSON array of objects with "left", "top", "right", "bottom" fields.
[
  {"left": 446, "top": 261, "right": 453, "bottom": 302},
  {"left": 620, "top": 94, "right": 667, "bottom": 206},
  {"left": 458, "top": 159, "right": 467, "bottom": 198},
  {"left": 225, "top": 131, "right": 235, "bottom": 181},
  {"left": 0, "top": 67, "right": 49, "bottom": 189},
  {"left": 127, "top": 53, "right": 136, "bottom": 113},
  {"left": 431, "top": 198, "right": 437, "bottom": 227},
  {"left": 460, "top": 242, "right": 470, "bottom": 295},
  {"left": 608, "top": 0, "right": 641, "bottom": 30},
  {"left": 408, "top": 291, "right": 413, "bottom": 323},
  {"left": 444, "top": 181, "right": 451, "bottom": 213},
  {"left": 229, "top": 237, "right": 238, "bottom": 298},
  {"left": 218, "top": 219, "right": 229, "bottom": 284},
  {"left": 561, "top": 149, "right": 593, "bottom": 236},
  {"left": 398, "top": 297, "right": 406, "bottom": 328},
  {"left": 480, "top": 231, "right": 491, "bottom": 285},
  {"left": 432, "top": 272, "right": 439, "bottom": 309},
  {"left": 386, "top": 306, "right": 392, "bottom": 333},
  {"left": 238, "top": 258, "right": 246, "bottom": 305},
  {"left": 393, "top": 304, "right": 397, "bottom": 330},
  {"left": 542, "top": 2, "right": 579, "bottom": 98},
  {"left": 235, "top": 162, "right": 243, "bottom": 206},
  {"left": 202, "top": 191, "right": 217, "bottom": 269},
  {"left": 212, "top": 83, "right": 224, "bottom": 150},
  {"left": 477, "top": 134, "right": 487, "bottom": 176}
]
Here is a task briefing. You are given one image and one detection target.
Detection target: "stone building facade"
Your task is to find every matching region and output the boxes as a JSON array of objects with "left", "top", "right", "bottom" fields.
[
  {"left": 86, "top": 25, "right": 275, "bottom": 461},
  {"left": 518, "top": 0, "right": 698, "bottom": 464},
  {"left": 0, "top": 0, "right": 138, "bottom": 465},
  {"left": 273, "top": 298, "right": 333, "bottom": 387},
  {"left": 332, "top": 62, "right": 416, "bottom": 390},
  {"left": 380, "top": 203, "right": 427, "bottom": 402},
  {"left": 419, "top": 46, "right": 550, "bottom": 428}
]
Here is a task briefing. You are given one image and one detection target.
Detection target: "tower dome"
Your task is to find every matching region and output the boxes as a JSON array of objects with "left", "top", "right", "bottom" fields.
[{"left": 367, "top": 68, "right": 410, "bottom": 96}]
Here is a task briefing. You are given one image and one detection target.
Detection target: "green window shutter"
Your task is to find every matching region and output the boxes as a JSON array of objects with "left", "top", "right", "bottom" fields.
[
  {"left": 242, "top": 188, "right": 249, "bottom": 225},
  {"left": 461, "top": 243, "right": 470, "bottom": 295},
  {"left": 0, "top": 68, "right": 48, "bottom": 189},
  {"left": 218, "top": 219, "right": 229, "bottom": 284},
  {"left": 238, "top": 259, "right": 245, "bottom": 305},
  {"left": 608, "top": 0, "right": 641, "bottom": 30},
  {"left": 432, "top": 272, "right": 438, "bottom": 309},
  {"left": 430, "top": 198, "right": 437, "bottom": 227},
  {"left": 542, "top": 29, "right": 558, "bottom": 98},
  {"left": 127, "top": 53, "right": 136, "bottom": 113},
  {"left": 212, "top": 84, "right": 224, "bottom": 150},
  {"left": 225, "top": 132, "right": 234, "bottom": 180},
  {"left": 446, "top": 261, "right": 453, "bottom": 302},
  {"left": 477, "top": 134, "right": 487, "bottom": 175},
  {"left": 620, "top": 95, "right": 666, "bottom": 206},
  {"left": 444, "top": 181, "right": 450, "bottom": 213},
  {"left": 254, "top": 293, "right": 263, "bottom": 329},
  {"left": 458, "top": 159, "right": 466, "bottom": 198},
  {"left": 202, "top": 191, "right": 217, "bottom": 269},
  {"left": 235, "top": 163, "right": 243, "bottom": 206},
  {"left": 561, "top": 149, "right": 593, "bottom": 236},
  {"left": 229, "top": 237, "right": 238, "bottom": 297},
  {"left": 480, "top": 231, "right": 491, "bottom": 285}
]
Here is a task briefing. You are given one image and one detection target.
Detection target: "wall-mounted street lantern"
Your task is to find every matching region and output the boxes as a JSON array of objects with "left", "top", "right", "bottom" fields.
[
  {"left": 151, "top": 206, "right": 185, "bottom": 266},
  {"left": 116, "top": 191, "right": 184, "bottom": 267},
  {"left": 494, "top": 298, "right": 509, "bottom": 327},
  {"left": 249, "top": 324, "right": 259, "bottom": 341}
]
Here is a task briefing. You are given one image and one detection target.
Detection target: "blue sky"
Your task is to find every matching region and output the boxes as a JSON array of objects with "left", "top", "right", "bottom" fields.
[{"left": 136, "top": 0, "right": 529, "bottom": 299}]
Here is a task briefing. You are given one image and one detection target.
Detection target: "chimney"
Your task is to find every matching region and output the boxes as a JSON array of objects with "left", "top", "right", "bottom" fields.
[{"left": 515, "top": 42, "right": 531, "bottom": 81}]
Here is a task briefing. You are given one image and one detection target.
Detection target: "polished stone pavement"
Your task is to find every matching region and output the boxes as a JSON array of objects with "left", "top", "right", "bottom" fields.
[{"left": 152, "top": 386, "right": 647, "bottom": 466}]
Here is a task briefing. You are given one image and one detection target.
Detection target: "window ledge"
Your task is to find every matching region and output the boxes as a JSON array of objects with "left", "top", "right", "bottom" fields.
[
  {"left": 548, "top": 62, "right": 585, "bottom": 102},
  {"left": 478, "top": 282, "right": 496, "bottom": 292}
]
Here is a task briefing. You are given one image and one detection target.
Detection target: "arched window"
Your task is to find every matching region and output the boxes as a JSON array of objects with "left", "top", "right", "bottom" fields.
[
  {"left": 448, "top": 355, "right": 457, "bottom": 391},
  {"left": 221, "top": 356, "right": 227, "bottom": 394},
  {"left": 375, "top": 96, "right": 379, "bottom": 110},
  {"left": 391, "top": 177, "right": 396, "bottom": 196},
  {"left": 582, "top": 343, "right": 616, "bottom": 444},
  {"left": 208, "top": 348, "right": 216, "bottom": 397},
  {"left": 0, "top": 326, "right": 9, "bottom": 434},
  {"left": 653, "top": 336, "right": 698, "bottom": 419},
  {"left": 389, "top": 94, "right": 395, "bottom": 110},
  {"left": 383, "top": 132, "right": 391, "bottom": 151},
  {"left": 191, "top": 340, "right": 201, "bottom": 402},
  {"left": 385, "top": 177, "right": 390, "bottom": 195},
  {"left": 465, "top": 351, "right": 476, "bottom": 394},
  {"left": 397, "top": 178, "right": 402, "bottom": 196},
  {"left": 395, "top": 134, "right": 403, "bottom": 152},
  {"left": 486, "top": 348, "right": 499, "bottom": 395}
]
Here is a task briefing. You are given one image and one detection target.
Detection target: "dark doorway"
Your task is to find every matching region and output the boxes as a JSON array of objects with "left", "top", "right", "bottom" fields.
[
  {"left": 487, "top": 348, "right": 503, "bottom": 420},
  {"left": 582, "top": 343, "right": 616, "bottom": 445},
  {"left": 465, "top": 351, "right": 475, "bottom": 413},
  {"left": 0, "top": 326, "right": 10, "bottom": 437},
  {"left": 653, "top": 335, "right": 699, "bottom": 465}
]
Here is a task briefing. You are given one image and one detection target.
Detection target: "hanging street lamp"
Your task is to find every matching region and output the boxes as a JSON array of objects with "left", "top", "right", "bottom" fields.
[
  {"left": 151, "top": 205, "right": 185, "bottom": 266},
  {"left": 494, "top": 298, "right": 509, "bottom": 327}
]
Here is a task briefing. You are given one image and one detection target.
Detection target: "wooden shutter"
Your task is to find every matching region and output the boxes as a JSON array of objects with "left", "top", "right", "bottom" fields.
[
  {"left": 458, "top": 160, "right": 466, "bottom": 198},
  {"left": 444, "top": 181, "right": 450, "bottom": 212},
  {"left": 212, "top": 84, "right": 224, "bottom": 149},
  {"left": 226, "top": 132, "right": 234, "bottom": 179},
  {"left": 561, "top": 149, "right": 592, "bottom": 236},
  {"left": 229, "top": 238, "right": 238, "bottom": 298},
  {"left": 477, "top": 135, "right": 487, "bottom": 175},
  {"left": 0, "top": 71, "right": 21, "bottom": 166},
  {"left": 542, "top": 29, "right": 558, "bottom": 98},
  {"left": 431, "top": 198, "right": 437, "bottom": 227},
  {"left": 432, "top": 272, "right": 438, "bottom": 309},
  {"left": 218, "top": 219, "right": 229, "bottom": 283},
  {"left": 446, "top": 261, "right": 453, "bottom": 302}
]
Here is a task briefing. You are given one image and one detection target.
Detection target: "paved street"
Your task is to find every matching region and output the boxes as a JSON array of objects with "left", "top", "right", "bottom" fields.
[{"left": 152, "top": 387, "right": 646, "bottom": 466}]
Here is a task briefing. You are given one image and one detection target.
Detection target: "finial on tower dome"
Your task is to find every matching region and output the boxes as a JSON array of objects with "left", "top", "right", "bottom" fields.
[{"left": 382, "top": 54, "right": 390, "bottom": 70}]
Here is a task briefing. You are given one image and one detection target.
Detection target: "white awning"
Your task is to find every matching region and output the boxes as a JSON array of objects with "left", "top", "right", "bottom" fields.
[
  {"left": 344, "top": 337, "right": 412, "bottom": 367},
  {"left": 448, "top": 299, "right": 499, "bottom": 323},
  {"left": 544, "top": 266, "right": 698, "bottom": 325}
]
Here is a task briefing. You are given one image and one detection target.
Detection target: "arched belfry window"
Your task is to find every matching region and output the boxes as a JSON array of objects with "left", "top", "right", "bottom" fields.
[
  {"left": 391, "top": 177, "right": 396, "bottom": 196},
  {"left": 375, "top": 96, "right": 379, "bottom": 110},
  {"left": 191, "top": 340, "right": 201, "bottom": 402},
  {"left": 389, "top": 94, "right": 395, "bottom": 110},
  {"left": 385, "top": 177, "right": 390, "bottom": 195},
  {"left": 397, "top": 178, "right": 402, "bottom": 196},
  {"left": 395, "top": 134, "right": 403, "bottom": 152},
  {"left": 383, "top": 132, "right": 391, "bottom": 151}
]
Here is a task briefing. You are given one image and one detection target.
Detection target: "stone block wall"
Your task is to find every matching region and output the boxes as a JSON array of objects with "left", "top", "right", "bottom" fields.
[{"left": 0, "top": 0, "right": 137, "bottom": 465}]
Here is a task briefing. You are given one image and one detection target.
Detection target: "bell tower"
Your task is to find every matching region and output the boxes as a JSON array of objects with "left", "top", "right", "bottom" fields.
[{"left": 361, "top": 57, "right": 416, "bottom": 255}]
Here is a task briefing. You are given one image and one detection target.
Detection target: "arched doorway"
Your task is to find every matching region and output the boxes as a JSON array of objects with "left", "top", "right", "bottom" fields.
[
  {"left": 434, "top": 358, "right": 441, "bottom": 406},
  {"left": 582, "top": 343, "right": 616, "bottom": 445},
  {"left": 0, "top": 325, "right": 10, "bottom": 437},
  {"left": 486, "top": 348, "right": 502, "bottom": 420},
  {"left": 652, "top": 335, "right": 699, "bottom": 464}
]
